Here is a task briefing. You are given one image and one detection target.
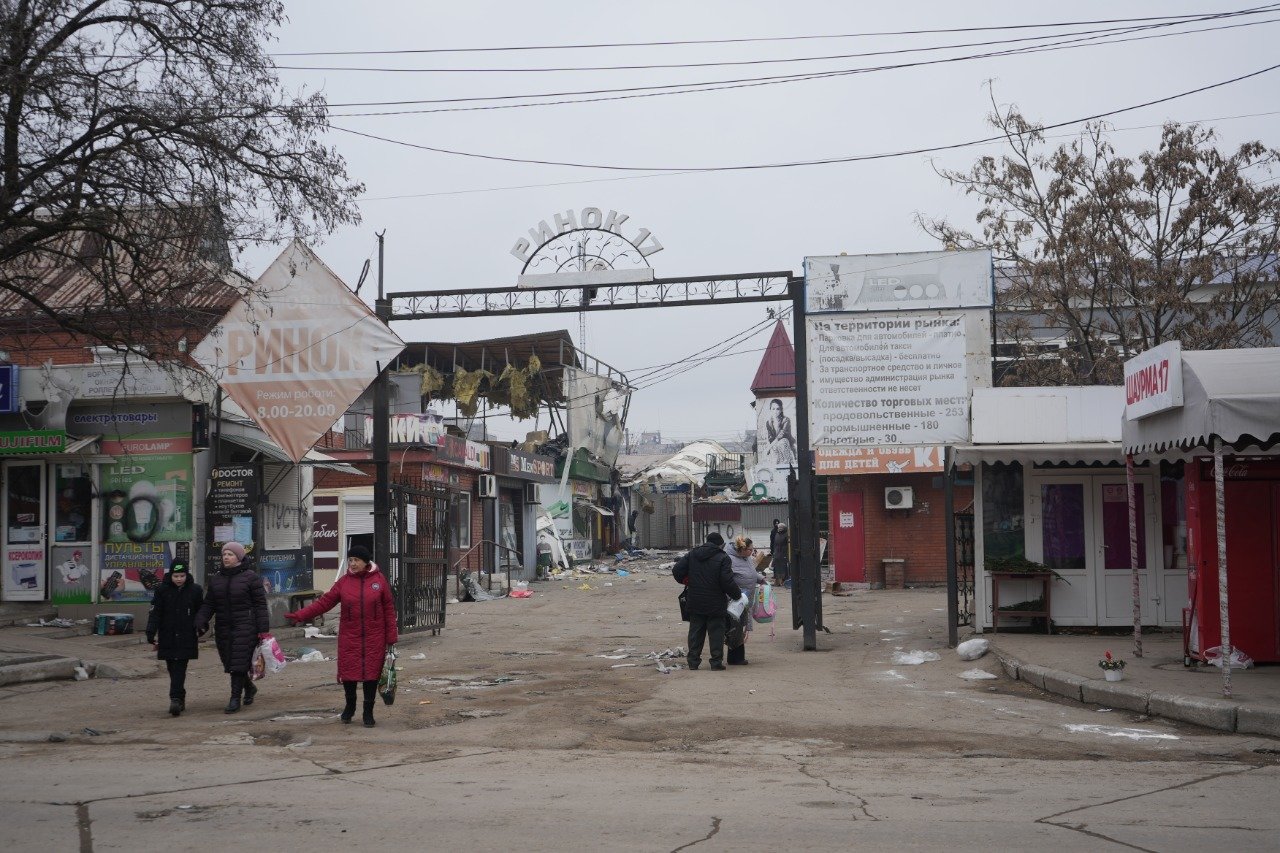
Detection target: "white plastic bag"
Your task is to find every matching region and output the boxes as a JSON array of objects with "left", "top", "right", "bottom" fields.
[
  {"left": 891, "top": 649, "right": 941, "bottom": 666},
  {"left": 727, "top": 592, "right": 750, "bottom": 621},
  {"left": 260, "top": 636, "right": 287, "bottom": 674},
  {"left": 955, "top": 638, "right": 990, "bottom": 661},
  {"left": 1204, "top": 645, "right": 1253, "bottom": 669}
]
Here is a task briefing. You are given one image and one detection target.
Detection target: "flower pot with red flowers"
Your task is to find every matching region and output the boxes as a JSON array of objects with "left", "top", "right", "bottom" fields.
[{"left": 1099, "top": 650, "right": 1126, "bottom": 681}]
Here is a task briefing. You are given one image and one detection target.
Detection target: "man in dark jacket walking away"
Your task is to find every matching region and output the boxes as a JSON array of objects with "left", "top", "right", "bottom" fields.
[
  {"left": 673, "top": 531, "right": 740, "bottom": 671},
  {"left": 145, "top": 561, "right": 202, "bottom": 716}
]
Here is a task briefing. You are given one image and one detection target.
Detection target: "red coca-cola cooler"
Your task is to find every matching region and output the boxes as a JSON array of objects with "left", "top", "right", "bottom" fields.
[{"left": 1183, "top": 456, "right": 1280, "bottom": 664}]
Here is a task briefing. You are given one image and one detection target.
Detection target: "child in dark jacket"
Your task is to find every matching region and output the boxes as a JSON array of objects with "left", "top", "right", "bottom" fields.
[{"left": 145, "top": 561, "right": 203, "bottom": 716}]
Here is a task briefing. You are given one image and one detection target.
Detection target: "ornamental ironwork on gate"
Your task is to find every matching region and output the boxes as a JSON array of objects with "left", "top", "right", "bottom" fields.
[
  {"left": 954, "top": 511, "right": 976, "bottom": 627},
  {"left": 389, "top": 482, "right": 452, "bottom": 634}
]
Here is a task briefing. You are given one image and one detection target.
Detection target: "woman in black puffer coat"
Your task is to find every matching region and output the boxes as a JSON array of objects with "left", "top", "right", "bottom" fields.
[
  {"left": 145, "top": 561, "right": 203, "bottom": 717},
  {"left": 195, "top": 541, "right": 270, "bottom": 714}
]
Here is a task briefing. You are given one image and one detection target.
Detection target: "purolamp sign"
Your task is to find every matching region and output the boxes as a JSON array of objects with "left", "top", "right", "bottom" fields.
[
  {"left": 1124, "top": 341, "right": 1183, "bottom": 420},
  {"left": 192, "top": 241, "right": 406, "bottom": 462}
]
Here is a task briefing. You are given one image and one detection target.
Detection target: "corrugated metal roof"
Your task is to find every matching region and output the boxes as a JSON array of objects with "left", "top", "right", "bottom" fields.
[
  {"left": 750, "top": 320, "right": 795, "bottom": 393},
  {"left": 0, "top": 219, "right": 246, "bottom": 319}
]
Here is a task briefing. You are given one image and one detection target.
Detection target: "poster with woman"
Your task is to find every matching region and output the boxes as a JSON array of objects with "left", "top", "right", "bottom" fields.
[{"left": 753, "top": 396, "right": 797, "bottom": 499}]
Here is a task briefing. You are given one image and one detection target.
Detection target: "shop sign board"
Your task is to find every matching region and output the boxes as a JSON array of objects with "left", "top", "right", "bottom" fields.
[
  {"left": 805, "top": 249, "right": 993, "bottom": 314},
  {"left": 311, "top": 495, "right": 340, "bottom": 574},
  {"left": 806, "top": 311, "right": 990, "bottom": 447},
  {"left": 192, "top": 240, "right": 405, "bottom": 462},
  {"left": 100, "top": 436, "right": 194, "bottom": 544},
  {"left": 496, "top": 447, "right": 556, "bottom": 481},
  {"left": 815, "top": 446, "right": 946, "bottom": 475},
  {"left": 1124, "top": 341, "right": 1183, "bottom": 420},
  {"left": 0, "top": 430, "right": 65, "bottom": 454}
]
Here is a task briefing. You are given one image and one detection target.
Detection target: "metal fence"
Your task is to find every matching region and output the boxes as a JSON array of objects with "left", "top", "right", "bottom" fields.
[
  {"left": 389, "top": 482, "right": 452, "bottom": 634},
  {"left": 954, "top": 511, "right": 976, "bottom": 627}
]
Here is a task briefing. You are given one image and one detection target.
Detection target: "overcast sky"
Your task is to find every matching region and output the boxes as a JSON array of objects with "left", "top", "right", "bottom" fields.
[{"left": 244, "top": 1, "right": 1279, "bottom": 444}]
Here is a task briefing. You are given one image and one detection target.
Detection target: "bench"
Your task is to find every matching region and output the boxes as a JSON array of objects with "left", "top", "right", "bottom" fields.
[{"left": 287, "top": 590, "right": 325, "bottom": 627}]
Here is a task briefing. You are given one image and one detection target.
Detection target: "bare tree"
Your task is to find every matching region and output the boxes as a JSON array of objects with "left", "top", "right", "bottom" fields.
[
  {"left": 919, "top": 95, "right": 1280, "bottom": 385},
  {"left": 0, "top": 0, "right": 362, "bottom": 355}
]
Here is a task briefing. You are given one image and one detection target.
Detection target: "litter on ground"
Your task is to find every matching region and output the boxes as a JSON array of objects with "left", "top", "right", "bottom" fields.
[
  {"left": 958, "top": 668, "right": 998, "bottom": 680},
  {"left": 892, "top": 650, "right": 941, "bottom": 665}
]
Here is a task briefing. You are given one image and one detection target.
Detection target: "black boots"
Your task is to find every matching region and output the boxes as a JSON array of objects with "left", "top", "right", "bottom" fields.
[
  {"left": 168, "top": 698, "right": 183, "bottom": 716},
  {"left": 362, "top": 700, "right": 376, "bottom": 728},
  {"left": 225, "top": 673, "right": 244, "bottom": 714},
  {"left": 341, "top": 683, "right": 357, "bottom": 723},
  {"left": 242, "top": 679, "right": 258, "bottom": 706}
]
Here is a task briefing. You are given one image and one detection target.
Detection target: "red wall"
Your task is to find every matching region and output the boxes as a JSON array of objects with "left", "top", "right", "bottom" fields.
[{"left": 826, "top": 472, "right": 973, "bottom": 586}]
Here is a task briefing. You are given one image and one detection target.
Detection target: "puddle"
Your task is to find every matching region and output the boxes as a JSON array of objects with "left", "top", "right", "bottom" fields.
[{"left": 1064, "top": 724, "right": 1179, "bottom": 741}]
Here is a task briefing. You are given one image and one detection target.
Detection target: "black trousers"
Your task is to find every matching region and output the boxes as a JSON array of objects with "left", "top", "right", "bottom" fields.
[
  {"left": 343, "top": 680, "right": 378, "bottom": 706},
  {"left": 165, "top": 659, "right": 189, "bottom": 699},
  {"left": 687, "top": 612, "right": 726, "bottom": 667}
]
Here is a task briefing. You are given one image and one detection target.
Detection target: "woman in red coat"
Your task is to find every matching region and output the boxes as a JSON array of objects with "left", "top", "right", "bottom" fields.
[{"left": 285, "top": 545, "right": 397, "bottom": 727}]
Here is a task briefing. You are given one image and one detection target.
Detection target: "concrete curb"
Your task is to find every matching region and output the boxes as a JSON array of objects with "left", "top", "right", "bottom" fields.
[
  {"left": 992, "top": 647, "right": 1263, "bottom": 735},
  {"left": 0, "top": 657, "right": 80, "bottom": 687}
]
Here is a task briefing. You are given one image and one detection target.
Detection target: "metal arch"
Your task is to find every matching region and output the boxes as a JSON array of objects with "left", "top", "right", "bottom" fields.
[
  {"left": 389, "top": 271, "right": 797, "bottom": 320},
  {"left": 521, "top": 227, "right": 650, "bottom": 274}
]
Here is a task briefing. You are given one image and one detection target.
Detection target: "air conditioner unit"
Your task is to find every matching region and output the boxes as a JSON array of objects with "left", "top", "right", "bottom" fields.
[
  {"left": 478, "top": 474, "right": 498, "bottom": 498},
  {"left": 524, "top": 482, "right": 541, "bottom": 504},
  {"left": 884, "top": 486, "right": 914, "bottom": 510}
]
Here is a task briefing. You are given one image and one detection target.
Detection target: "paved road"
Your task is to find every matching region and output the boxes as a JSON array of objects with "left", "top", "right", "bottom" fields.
[{"left": 2, "top": 564, "right": 1278, "bottom": 851}]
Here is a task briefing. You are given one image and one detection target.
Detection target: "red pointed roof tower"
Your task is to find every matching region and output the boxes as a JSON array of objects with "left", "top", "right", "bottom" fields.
[{"left": 750, "top": 320, "right": 796, "bottom": 395}]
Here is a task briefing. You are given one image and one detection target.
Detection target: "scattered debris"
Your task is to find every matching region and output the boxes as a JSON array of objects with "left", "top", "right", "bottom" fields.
[
  {"left": 595, "top": 654, "right": 629, "bottom": 660},
  {"left": 958, "top": 669, "right": 998, "bottom": 680},
  {"left": 26, "top": 617, "right": 75, "bottom": 628},
  {"left": 458, "top": 709, "right": 504, "bottom": 719},
  {"left": 271, "top": 715, "right": 329, "bottom": 722},
  {"left": 296, "top": 649, "right": 327, "bottom": 663},
  {"left": 1064, "top": 724, "right": 1179, "bottom": 741},
  {"left": 82, "top": 727, "right": 101, "bottom": 736},
  {"left": 611, "top": 663, "right": 638, "bottom": 668},
  {"left": 73, "top": 666, "right": 89, "bottom": 681},
  {"left": 461, "top": 574, "right": 500, "bottom": 602},
  {"left": 955, "top": 638, "right": 991, "bottom": 661},
  {"left": 891, "top": 650, "right": 941, "bottom": 666},
  {"left": 409, "top": 653, "right": 427, "bottom": 660},
  {"left": 303, "top": 626, "right": 337, "bottom": 639},
  {"left": 287, "top": 737, "right": 313, "bottom": 749},
  {"left": 418, "top": 700, "right": 433, "bottom": 705}
]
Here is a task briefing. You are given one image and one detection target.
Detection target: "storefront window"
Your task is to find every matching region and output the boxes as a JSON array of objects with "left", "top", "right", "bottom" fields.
[
  {"left": 5, "top": 463, "right": 43, "bottom": 545},
  {"left": 54, "top": 466, "right": 93, "bottom": 543},
  {"left": 1041, "top": 483, "right": 1086, "bottom": 570},
  {"left": 981, "top": 463, "right": 1025, "bottom": 561},
  {"left": 451, "top": 493, "right": 471, "bottom": 549}
]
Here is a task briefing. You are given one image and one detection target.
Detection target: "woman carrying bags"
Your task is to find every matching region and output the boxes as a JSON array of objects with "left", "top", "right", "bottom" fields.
[
  {"left": 285, "top": 545, "right": 398, "bottom": 727},
  {"left": 726, "top": 535, "right": 765, "bottom": 666},
  {"left": 195, "top": 541, "right": 271, "bottom": 713},
  {"left": 144, "top": 561, "right": 203, "bottom": 716}
]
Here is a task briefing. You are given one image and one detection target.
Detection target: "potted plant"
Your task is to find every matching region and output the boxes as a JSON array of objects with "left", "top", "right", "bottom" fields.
[{"left": 1099, "top": 650, "right": 1126, "bottom": 681}]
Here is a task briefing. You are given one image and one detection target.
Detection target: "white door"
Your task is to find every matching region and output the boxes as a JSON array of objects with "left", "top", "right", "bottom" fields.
[
  {"left": 1027, "top": 478, "right": 1095, "bottom": 625},
  {"left": 3, "top": 460, "right": 48, "bottom": 601},
  {"left": 1093, "top": 477, "right": 1161, "bottom": 626}
]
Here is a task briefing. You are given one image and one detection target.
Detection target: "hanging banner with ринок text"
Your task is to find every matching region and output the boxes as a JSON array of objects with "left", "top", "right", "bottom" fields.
[
  {"left": 806, "top": 311, "right": 990, "bottom": 447},
  {"left": 191, "top": 241, "right": 405, "bottom": 462}
]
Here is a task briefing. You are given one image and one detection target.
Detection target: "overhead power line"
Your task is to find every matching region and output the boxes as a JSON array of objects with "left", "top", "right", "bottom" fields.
[
  {"left": 319, "top": 14, "right": 1278, "bottom": 112},
  {"left": 355, "top": 110, "right": 1280, "bottom": 201},
  {"left": 286, "top": 9, "right": 1274, "bottom": 74},
  {"left": 274, "top": 6, "right": 1279, "bottom": 55},
  {"left": 329, "top": 61, "right": 1280, "bottom": 173}
]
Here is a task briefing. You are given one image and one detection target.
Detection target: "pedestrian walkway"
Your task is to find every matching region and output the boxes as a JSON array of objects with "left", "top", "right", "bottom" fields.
[
  {"left": 3, "top": 584, "right": 1279, "bottom": 738},
  {"left": 988, "top": 627, "right": 1280, "bottom": 736}
]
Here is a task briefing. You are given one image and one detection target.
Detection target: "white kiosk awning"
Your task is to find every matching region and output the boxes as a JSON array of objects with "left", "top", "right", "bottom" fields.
[{"left": 1122, "top": 348, "right": 1280, "bottom": 454}]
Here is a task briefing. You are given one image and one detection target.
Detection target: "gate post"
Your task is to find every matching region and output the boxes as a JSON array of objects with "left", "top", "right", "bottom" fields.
[
  {"left": 373, "top": 232, "right": 392, "bottom": 576},
  {"left": 790, "top": 276, "right": 818, "bottom": 650}
]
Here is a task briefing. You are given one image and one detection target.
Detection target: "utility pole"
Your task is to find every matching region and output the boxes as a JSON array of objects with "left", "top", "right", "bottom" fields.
[
  {"left": 373, "top": 231, "right": 391, "bottom": 575},
  {"left": 790, "top": 275, "right": 819, "bottom": 650}
]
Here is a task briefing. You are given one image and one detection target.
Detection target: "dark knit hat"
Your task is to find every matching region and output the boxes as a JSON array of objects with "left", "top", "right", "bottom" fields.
[
  {"left": 168, "top": 561, "right": 189, "bottom": 575},
  {"left": 347, "top": 544, "right": 373, "bottom": 563},
  {"left": 706, "top": 531, "right": 725, "bottom": 547}
]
